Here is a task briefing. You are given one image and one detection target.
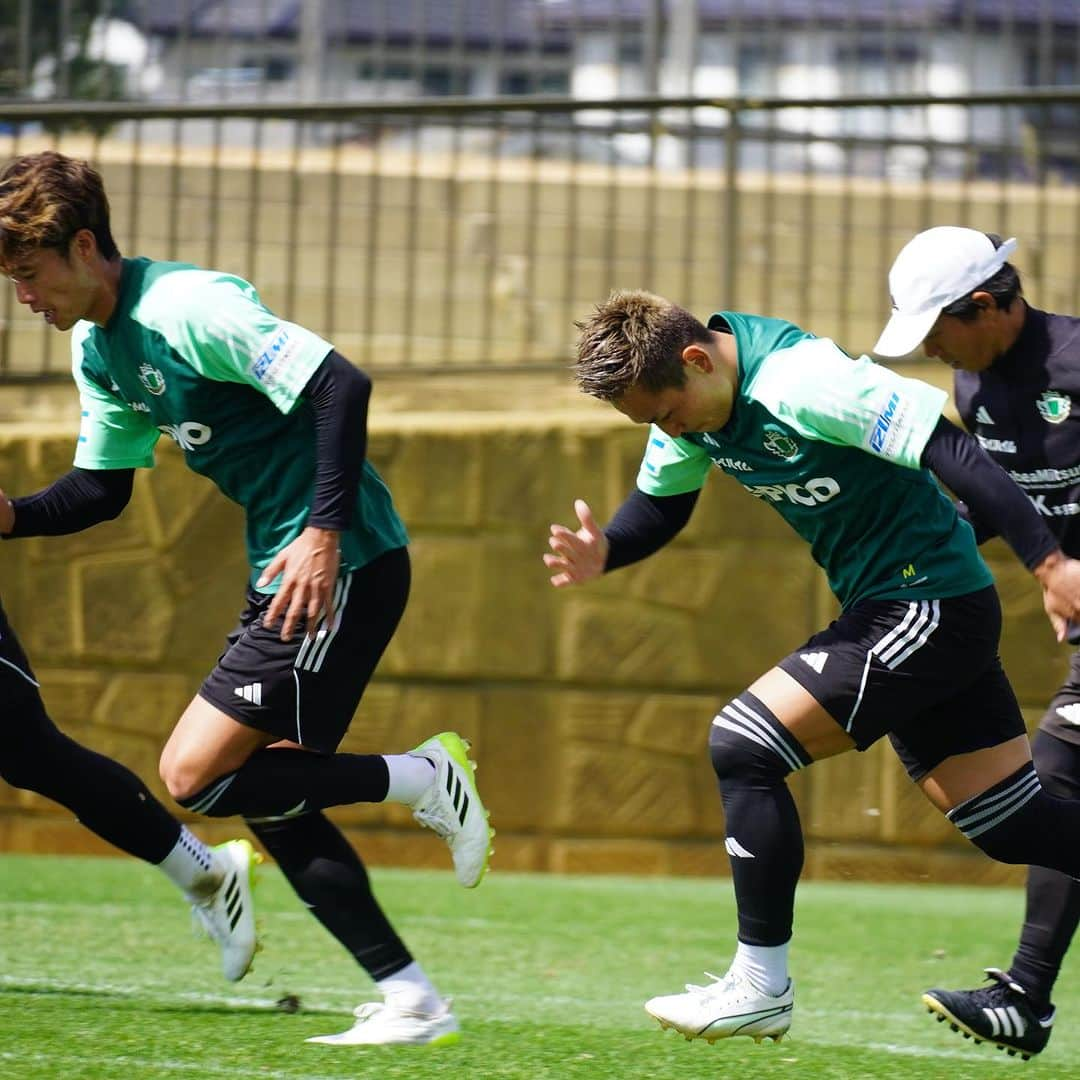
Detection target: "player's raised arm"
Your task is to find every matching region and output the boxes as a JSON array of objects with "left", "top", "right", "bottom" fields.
[{"left": 544, "top": 489, "right": 699, "bottom": 587}]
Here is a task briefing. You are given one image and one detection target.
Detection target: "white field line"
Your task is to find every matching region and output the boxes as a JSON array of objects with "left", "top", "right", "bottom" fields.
[
  {"left": 0, "top": 1050, "right": 349, "bottom": 1080},
  {"left": 0, "top": 973, "right": 347, "bottom": 1015}
]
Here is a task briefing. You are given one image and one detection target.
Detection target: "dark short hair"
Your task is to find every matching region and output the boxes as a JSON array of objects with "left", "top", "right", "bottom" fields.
[
  {"left": 574, "top": 289, "right": 712, "bottom": 401},
  {"left": 0, "top": 151, "right": 118, "bottom": 270},
  {"left": 941, "top": 232, "right": 1022, "bottom": 321}
]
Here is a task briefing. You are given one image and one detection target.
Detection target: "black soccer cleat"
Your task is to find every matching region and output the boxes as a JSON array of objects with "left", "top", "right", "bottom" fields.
[{"left": 922, "top": 968, "right": 1054, "bottom": 1061}]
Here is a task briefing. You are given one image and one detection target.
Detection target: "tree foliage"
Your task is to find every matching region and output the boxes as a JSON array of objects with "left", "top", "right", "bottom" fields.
[{"left": 0, "top": 1, "right": 132, "bottom": 99}]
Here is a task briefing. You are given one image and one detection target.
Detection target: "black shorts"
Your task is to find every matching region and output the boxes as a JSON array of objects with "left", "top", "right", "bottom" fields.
[
  {"left": 1039, "top": 648, "right": 1080, "bottom": 747},
  {"left": 198, "top": 547, "right": 409, "bottom": 754},
  {"left": 777, "top": 585, "right": 1025, "bottom": 781}
]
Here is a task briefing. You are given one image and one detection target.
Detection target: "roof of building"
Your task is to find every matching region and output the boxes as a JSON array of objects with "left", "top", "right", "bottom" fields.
[{"left": 145, "top": 0, "right": 571, "bottom": 49}]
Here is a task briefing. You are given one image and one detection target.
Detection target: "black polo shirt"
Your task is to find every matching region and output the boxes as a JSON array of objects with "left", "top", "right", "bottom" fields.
[
  {"left": 955, "top": 306, "right": 1080, "bottom": 554},
  {"left": 955, "top": 304, "right": 1080, "bottom": 743}
]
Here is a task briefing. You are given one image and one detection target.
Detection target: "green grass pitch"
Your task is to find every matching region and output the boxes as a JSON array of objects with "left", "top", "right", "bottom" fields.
[{"left": 1, "top": 854, "right": 1077, "bottom": 1079}]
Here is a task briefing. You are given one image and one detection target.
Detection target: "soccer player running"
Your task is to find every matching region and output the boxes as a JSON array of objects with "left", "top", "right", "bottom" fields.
[
  {"left": 0, "top": 151, "right": 493, "bottom": 1048},
  {"left": 874, "top": 225, "right": 1080, "bottom": 1060},
  {"left": 0, "top": 598, "right": 259, "bottom": 981},
  {"left": 547, "top": 288, "right": 1080, "bottom": 1049}
]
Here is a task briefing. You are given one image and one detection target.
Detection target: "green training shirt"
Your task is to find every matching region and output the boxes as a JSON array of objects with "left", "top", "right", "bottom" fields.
[
  {"left": 636, "top": 311, "right": 992, "bottom": 608},
  {"left": 72, "top": 257, "right": 408, "bottom": 591}
]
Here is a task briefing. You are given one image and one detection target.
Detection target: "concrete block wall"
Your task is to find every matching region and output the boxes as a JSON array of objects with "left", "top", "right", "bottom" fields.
[{"left": 0, "top": 377, "right": 1068, "bottom": 886}]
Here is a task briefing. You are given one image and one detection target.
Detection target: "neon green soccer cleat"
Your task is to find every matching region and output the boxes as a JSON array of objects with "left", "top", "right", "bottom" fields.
[
  {"left": 192, "top": 838, "right": 261, "bottom": 981},
  {"left": 408, "top": 731, "right": 494, "bottom": 888}
]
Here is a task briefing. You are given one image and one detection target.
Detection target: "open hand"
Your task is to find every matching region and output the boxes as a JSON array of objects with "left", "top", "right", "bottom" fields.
[{"left": 543, "top": 499, "right": 608, "bottom": 588}]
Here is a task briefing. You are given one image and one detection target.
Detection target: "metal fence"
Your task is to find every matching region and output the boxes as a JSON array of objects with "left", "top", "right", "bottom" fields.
[{"left": 1, "top": 87, "right": 1079, "bottom": 380}]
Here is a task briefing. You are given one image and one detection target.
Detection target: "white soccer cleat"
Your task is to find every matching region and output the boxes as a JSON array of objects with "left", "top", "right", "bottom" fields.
[
  {"left": 408, "top": 731, "right": 494, "bottom": 888},
  {"left": 645, "top": 970, "right": 794, "bottom": 1044},
  {"left": 305, "top": 999, "right": 461, "bottom": 1047},
  {"left": 192, "top": 838, "right": 261, "bottom": 982}
]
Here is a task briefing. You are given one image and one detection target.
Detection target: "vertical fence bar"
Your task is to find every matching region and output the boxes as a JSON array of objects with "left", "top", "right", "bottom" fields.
[
  {"left": 518, "top": 107, "right": 541, "bottom": 361},
  {"left": 558, "top": 107, "right": 581, "bottom": 355},
  {"left": 206, "top": 116, "right": 223, "bottom": 270},
  {"left": 284, "top": 118, "right": 303, "bottom": 321},
  {"left": 479, "top": 110, "right": 505, "bottom": 366},
  {"left": 245, "top": 115, "right": 265, "bottom": 285},
  {"left": 401, "top": 111, "right": 421, "bottom": 364},
  {"left": 723, "top": 103, "right": 739, "bottom": 310},
  {"left": 56, "top": 0, "right": 71, "bottom": 99},
  {"left": 166, "top": 117, "right": 182, "bottom": 260},
  {"left": 641, "top": 103, "right": 658, "bottom": 293},
  {"left": 16, "top": 0, "right": 30, "bottom": 95},
  {"left": 362, "top": 116, "right": 383, "bottom": 370},
  {"left": 322, "top": 122, "right": 343, "bottom": 340},
  {"left": 126, "top": 118, "right": 142, "bottom": 255},
  {"left": 438, "top": 109, "right": 463, "bottom": 363}
]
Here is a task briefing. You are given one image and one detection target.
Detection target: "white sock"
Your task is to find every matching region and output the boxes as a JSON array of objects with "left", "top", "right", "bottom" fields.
[
  {"left": 383, "top": 754, "right": 435, "bottom": 804},
  {"left": 376, "top": 961, "right": 441, "bottom": 1013},
  {"left": 730, "top": 941, "right": 790, "bottom": 997},
  {"left": 157, "top": 826, "right": 219, "bottom": 901}
]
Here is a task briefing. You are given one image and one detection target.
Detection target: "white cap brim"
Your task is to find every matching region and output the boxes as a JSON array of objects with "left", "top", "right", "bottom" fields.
[{"left": 872, "top": 306, "right": 941, "bottom": 358}]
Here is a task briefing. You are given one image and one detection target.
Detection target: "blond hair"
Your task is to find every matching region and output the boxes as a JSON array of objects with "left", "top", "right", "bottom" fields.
[
  {"left": 0, "top": 151, "right": 118, "bottom": 270},
  {"left": 573, "top": 289, "right": 712, "bottom": 400}
]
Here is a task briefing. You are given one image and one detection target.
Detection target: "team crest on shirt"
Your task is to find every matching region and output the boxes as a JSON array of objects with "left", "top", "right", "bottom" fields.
[
  {"left": 137, "top": 363, "right": 167, "bottom": 396},
  {"left": 1036, "top": 390, "right": 1071, "bottom": 425},
  {"left": 763, "top": 426, "right": 799, "bottom": 460}
]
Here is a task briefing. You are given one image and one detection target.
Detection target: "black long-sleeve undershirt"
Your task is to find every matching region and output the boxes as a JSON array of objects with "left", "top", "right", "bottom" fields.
[
  {"left": 303, "top": 350, "right": 371, "bottom": 531},
  {"left": 5, "top": 466, "right": 133, "bottom": 537},
  {"left": 603, "top": 488, "right": 699, "bottom": 571},
  {"left": 920, "top": 414, "right": 1059, "bottom": 571}
]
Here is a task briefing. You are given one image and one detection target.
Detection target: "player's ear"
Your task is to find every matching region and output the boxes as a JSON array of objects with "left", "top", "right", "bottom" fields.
[
  {"left": 68, "top": 226, "right": 98, "bottom": 262},
  {"left": 969, "top": 290, "right": 994, "bottom": 312},
  {"left": 681, "top": 343, "right": 713, "bottom": 374}
]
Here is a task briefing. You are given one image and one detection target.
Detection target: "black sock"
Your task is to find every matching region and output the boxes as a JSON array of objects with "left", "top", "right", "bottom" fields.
[
  {"left": 720, "top": 781, "right": 805, "bottom": 945},
  {"left": 180, "top": 748, "right": 390, "bottom": 818},
  {"left": 0, "top": 699, "right": 179, "bottom": 863},
  {"left": 1008, "top": 865, "right": 1080, "bottom": 1015},
  {"left": 1006, "top": 730, "right": 1080, "bottom": 1013},
  {"left": 247, "top": 811, "right": 412, "bottom": 980},
  {"left": 711, "top": 692, "right": 810, "bottom": 945}
]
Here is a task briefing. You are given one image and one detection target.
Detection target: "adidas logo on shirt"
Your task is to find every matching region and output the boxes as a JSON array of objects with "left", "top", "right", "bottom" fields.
[
  {"left": 975, "top": 406, "right": 995, "bottom": 425},
  {"left": 800, "top": 651, "right": 828, "bottom": 674},
  {"left": 1055, "top": 703, "right": 1080, "bottom": 726},
  {"left": 234, "top": 683, "right": 263, "bottom": 706}
]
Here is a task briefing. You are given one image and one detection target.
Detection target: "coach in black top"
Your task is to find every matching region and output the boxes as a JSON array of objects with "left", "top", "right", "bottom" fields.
[{"left": 876, "top": 225, "right": 1080, "bottom": 1060}]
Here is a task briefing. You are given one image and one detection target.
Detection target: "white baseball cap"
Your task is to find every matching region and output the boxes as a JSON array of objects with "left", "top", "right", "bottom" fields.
[{"left": 873, "top": 226, "right": 1018, "bottom": 357}]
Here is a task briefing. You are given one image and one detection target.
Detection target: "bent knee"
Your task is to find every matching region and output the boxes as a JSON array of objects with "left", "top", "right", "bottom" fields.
[{"left": 159, "top": 745, "right": 215, "bottom": 802}]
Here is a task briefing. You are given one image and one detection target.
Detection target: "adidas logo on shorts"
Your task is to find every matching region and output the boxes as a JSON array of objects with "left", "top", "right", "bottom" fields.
[
  {"left": 799, "top": 651, "right": 828, "bottom": 674},
  {"left": 233, "top": 682, "right": 263, "bottom": 706},
  {"left": 1055, "top": 702, "right": 1080, "bottom": 725}
]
